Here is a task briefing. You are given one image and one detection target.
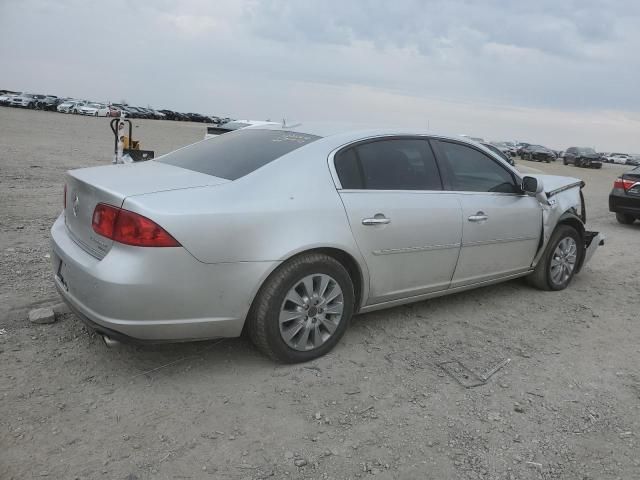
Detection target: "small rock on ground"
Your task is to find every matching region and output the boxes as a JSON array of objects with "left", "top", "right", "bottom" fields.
[{"left": 29, "top": 307, "right": 56, "bottom": 324}]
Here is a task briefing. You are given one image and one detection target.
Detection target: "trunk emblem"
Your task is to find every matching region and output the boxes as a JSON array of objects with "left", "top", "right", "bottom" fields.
[{"left": 72, "top": 194, "right": 79, "bottom": 217}]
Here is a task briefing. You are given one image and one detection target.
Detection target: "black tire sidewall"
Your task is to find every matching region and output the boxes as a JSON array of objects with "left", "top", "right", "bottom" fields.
[
  {"left": 260, "top": 257, "right": 354, "bottom": 363},
  {"left": 544, "top": 225, "right": 582, "bottom": 290}
]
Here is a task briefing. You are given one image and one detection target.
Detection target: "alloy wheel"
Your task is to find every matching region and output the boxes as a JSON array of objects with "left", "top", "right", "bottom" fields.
[
  {"left": 279, "top": 274, "right": 344, "bottom": 351},
  {"left": 550, "top": 237, "right": 577, "bottom": 286}
]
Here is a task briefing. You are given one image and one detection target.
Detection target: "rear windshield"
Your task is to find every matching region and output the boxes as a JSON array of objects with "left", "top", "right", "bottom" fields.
[{"left": 157, "top": 129, "right": 321, "bottom": 180}]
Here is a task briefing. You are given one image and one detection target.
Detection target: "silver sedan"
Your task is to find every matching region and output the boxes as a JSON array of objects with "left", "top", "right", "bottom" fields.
[{"left": 51, "top": 125, "right": 604, "bottom": 362}]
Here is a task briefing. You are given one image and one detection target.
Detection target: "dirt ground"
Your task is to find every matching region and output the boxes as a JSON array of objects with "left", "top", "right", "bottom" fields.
[{"left": 1, "top": 107, "right": 639, "bottom": 480}]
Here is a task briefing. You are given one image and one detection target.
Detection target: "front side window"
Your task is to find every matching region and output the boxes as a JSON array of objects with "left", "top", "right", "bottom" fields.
[
  {"left": 432, "top": 140, "right": 518, "bottom": 194},
  {"left": 335, "top": 138, "right": 442, "bottom": 190}
]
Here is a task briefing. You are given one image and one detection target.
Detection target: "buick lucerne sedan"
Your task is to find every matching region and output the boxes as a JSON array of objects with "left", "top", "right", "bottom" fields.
[{"left": 51, "top": 125, "right": 604, "bottom": 362}]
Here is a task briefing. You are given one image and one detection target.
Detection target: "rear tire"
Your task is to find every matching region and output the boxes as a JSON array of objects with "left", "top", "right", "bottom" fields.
[
  {"left": 247, "top": 253, "right": 355, "bottom": 363},
  {"left": 616, "top": 213, "right": 635, "bottom": 224},
  {"left": 527, "top": 225, "right": 582, "bottom": 291}
]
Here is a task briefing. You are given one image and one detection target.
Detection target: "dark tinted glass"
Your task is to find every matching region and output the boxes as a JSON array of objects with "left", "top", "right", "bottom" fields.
[
  {"left": 433, "top": 140, "right": 518, "bottom": 193},
  {"left": 334, "top": 148, "right": 363, "bottom": 189},
  {"left": 335, "top": 138, "right": 442, "bottom": 190},
  {"left": 157, "top": 129, "right": 320, "bottom": 180}
]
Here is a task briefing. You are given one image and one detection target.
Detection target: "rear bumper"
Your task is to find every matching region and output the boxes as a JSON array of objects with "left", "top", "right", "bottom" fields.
[
  {"left": 50, "top": 214, "right": 277, "bottom": 342},
  {"left": 609, "top": 191, "right": 640, "bottom": 216}
]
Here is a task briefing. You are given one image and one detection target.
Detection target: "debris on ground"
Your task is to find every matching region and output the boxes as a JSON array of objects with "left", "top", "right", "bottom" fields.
[{"left": 28, "top": 307, "right": 56, "bottom": 324}]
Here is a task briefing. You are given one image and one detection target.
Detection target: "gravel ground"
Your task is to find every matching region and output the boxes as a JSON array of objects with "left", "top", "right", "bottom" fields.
[{"left": 1, "top": 107, "right": 639, "bottom": 480}]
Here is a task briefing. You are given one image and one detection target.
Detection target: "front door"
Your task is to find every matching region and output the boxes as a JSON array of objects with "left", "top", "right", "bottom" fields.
[
  {"left": 333, "top": 137, "right": 463, "bottom": 304},
  {"left": 430, "top": 139, "right": 542, "bottom": 287}
]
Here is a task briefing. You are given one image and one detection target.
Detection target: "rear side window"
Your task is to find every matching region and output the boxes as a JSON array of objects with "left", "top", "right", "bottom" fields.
[
  {"left": 157, "top": 129, "right": 320, "bottom": 180},
  {"left": 432, "top": 140, "right": 518, "bottom": 193},
  {"left": 335, "top": 138, "right": 442, "bottom": 190}
]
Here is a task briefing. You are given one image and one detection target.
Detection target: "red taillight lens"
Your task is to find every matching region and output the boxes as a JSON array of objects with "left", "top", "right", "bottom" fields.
[
  {"left": 613, "top": 177, "right": 635, "bottom": 191},
  {"left": 92, "top": 203, "right": 119, "bottom": 239},
  {"left": 63, "top": 184, "right": 67, "bottom": 209},
  {"left": 91, "top": 203, "right": 180, "bottom": 247}
]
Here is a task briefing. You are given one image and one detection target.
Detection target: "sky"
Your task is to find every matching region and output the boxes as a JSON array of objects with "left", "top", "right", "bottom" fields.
[{"left": 1, "top": 0, "right": 640, "bottom": 151}]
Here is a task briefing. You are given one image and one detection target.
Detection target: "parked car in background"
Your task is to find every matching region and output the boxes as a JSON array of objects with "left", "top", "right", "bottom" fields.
[
  {"left": 520, "top": 145, "right": 556, "bottom": 163},
  {"left": 52, "top": 126, "right": 603, "bottom": 362},
  {"left": 609, "top": 165, "right": 640, "bottom": 224},
  {"left": 204, "top": 120, "right": 278, "bottom": 139},
  {"left": 0, "top": 92, "right": 18, "bottom": 105},
  {"left": 481, "top": 142, "right": 515, "bottom": 165},
  {"left": 185, "top": 112, "right": 210, "bottom": 123},
  {"left": 459, "top": 134, "right": 485, "bottom": 143},
  {"left": 78, "top": 103, "right": 111, "bottom": 116},
  {"left": 604, "top": 153, "right": 631, "bottom": 164},
  {"left": 563, "top": 147, "right": 603, "bottom": 169},
  {"left": 491, "top": 141, "right": 517, "bottom": 157},
  {"left": 516, "top": 143, "right": 531, "bottom": 157},
  {"left": 35, "top": 95, "right": 61, "bottom": 111},
  {"left": 57, "top": 100, "right": 85, "bottom": 113},
  {"left": 626, "top": 155, "right": 640, "bottom": 166},
  {"left": 9, "top": 93, "right": 39, "bottom": 108}
]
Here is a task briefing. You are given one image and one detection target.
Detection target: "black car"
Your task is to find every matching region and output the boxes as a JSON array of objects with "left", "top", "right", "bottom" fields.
[
  {"left": 481, "top": 142, "right": 515, "bottom": 165},
  {"left": 35, "top": 95, "right": 61, "bottom": 111},
  {"left": 521, "top": 145, "right": 556, "bottom": 163},
  {"left": 563, "top": 147, "right": 603, "bottom": 169},
  {"left": 609, "top": 166, "right": 640, "bottom": 224}
]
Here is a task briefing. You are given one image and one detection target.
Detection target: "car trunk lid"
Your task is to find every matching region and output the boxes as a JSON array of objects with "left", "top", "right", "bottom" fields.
[{"left": 64, "top": 161, "right": 228, "bottom": 258}]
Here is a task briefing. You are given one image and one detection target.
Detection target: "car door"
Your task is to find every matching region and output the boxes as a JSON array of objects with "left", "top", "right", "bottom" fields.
[
  {"left": 430, "top": 139, "right": 542, "bottom": 288},
  {"left": 333, "top": 137, "right": 463, "bottom": 304}
]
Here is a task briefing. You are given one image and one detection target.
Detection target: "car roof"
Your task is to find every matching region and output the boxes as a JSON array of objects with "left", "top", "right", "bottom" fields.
[{"left": 255, "top": 122, "right": 486, "bottom": 145}]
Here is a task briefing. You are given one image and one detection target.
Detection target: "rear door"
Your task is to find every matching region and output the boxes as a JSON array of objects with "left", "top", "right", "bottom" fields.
[
  {"left": 430, "top": 139, "right": 542, "bottom": 287},
  {"left": 334, "top": 137, "right": 462, "bottom": 304}
]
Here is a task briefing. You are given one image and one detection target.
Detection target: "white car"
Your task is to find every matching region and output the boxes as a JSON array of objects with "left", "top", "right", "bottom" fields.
[
  {"left": 0, "top": 93, "right": 18, "bottom": 105},
  {"left": 605, "top": 153, "right": 631, "bottom": 164},
  {"left": 9, "top": 93, "right": 38, "bottom": 108},
  {"left": 205, "top": 120, "right": 279, "bottom": 139},
  {"left": 78, "top": 103, "right": 110, "bottom": 117},
  {"left": 57, "top": 100, "right": 86, "bottom": 114}
]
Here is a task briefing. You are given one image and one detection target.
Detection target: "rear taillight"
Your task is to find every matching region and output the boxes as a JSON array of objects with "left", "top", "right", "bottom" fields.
[
  {"left": 613, "top": 177, "right": 635, "bottom": 191},
  {"left": 63, "top": 184, "right": 67, "bottom": 209},
  {"left": 92, "top": 203, "right": 180, "bottom": 247}
]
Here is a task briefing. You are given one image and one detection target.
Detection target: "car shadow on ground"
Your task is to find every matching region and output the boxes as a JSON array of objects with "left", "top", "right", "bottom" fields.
[{"left": 66, "top": 275, "right": 559, "bottom": 388}]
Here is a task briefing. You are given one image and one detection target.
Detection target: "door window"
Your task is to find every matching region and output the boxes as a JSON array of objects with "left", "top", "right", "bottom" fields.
[
  {"left": 335, "top": 138, "right": 442, "bottom": 190},
  {"left": 432, "top": 140, "right": 518, "bottom": 193}
]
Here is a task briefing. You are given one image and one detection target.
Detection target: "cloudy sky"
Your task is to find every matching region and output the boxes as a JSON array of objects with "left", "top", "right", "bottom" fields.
[{"left": 2, "top": 0, "right": 640, "bottom": 151}]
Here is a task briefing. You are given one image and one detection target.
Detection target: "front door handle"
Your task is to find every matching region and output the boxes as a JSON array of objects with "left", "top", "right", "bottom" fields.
[
  {"left": 468, "top": 211, "right": 488, "bottom": 222},
  {"left": 362, "top": 214, "right": 391, "bottom": 226}
]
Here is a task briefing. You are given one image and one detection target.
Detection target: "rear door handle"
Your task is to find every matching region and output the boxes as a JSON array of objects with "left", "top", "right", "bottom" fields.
[
  {"left": 362, "top": 214, "right": 391, "bottom": 226},
  {"left": 468, "top": 211, "right": 488, "bottom": 222}
]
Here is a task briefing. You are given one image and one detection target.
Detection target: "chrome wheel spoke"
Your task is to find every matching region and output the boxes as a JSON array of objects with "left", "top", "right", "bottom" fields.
[
  {"left": 318, "top": 275, "right": 331, "bottom": 298},
  {"left": 285, "top": 290, "right": 306, "bottom": 308},
  {"left": 324, "top": 304, "right": 343, "bottom": 315},
  {"left": 279, "top": 309, "right": 305, "bottom": 325},
  {"left": 324, "top": 284, "right": 342, "bottom": 304},
  {"left": 301, "top": 276, "right": 315, "bottom": 299},
  {"left": 296, "top": 323, "right": 312, "bottom": 349},
  {"left": 319, "top": 317, "right": 338, "bottom": 334},
  {"left": 312, "top": 324, "right": 323, "bottom": 348},
  {"left": 282, "top": 320, "right": 305, "bottom": 342}
]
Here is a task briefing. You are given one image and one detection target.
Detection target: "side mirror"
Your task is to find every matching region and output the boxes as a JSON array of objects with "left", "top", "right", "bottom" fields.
[{"left": 522, "top": 176, "right": 543, "bottom": 195}]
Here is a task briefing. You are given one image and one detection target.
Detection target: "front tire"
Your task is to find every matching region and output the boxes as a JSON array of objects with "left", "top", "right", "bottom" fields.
[
  {"left": 247, "top": 253, "right": 355, "bottom": 363},
  {"left": 616, "top": 213, "right": 635, "bottom": 224},
  {"left": 527, "top": 225, "right": 582, "bottom": 291}
]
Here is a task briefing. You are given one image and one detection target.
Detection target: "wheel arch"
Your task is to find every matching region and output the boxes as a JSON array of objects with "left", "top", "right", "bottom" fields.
[{"left": 246, "top": 246, "right": 368, "bottom": 327}]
